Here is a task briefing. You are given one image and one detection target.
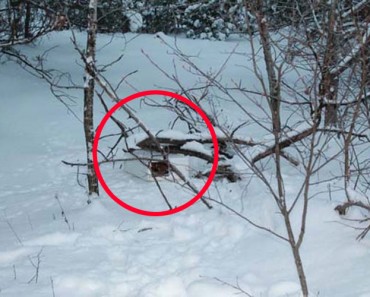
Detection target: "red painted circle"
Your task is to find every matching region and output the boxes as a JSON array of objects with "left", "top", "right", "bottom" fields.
[{"left": 93, "top": 90, "right": 219, "bottom": 216}]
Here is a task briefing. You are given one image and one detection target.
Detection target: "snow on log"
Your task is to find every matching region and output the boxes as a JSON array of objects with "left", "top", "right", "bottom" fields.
[
  {"left": 329, "top": 26, "right": 370, "bottom": 77},
  {"left": 251, "top": 125, "right": 315, "bottom": 164}
]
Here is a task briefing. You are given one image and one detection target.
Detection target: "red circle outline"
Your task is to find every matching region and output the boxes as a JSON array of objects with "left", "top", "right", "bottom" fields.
[{"left": 93, "top": 90, "right": 219, "bottom": 216}]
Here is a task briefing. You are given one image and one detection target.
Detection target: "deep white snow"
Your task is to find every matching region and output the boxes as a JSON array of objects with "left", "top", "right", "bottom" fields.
[{"left": 0, "top": 31, "right": 370, "bottom": 297}]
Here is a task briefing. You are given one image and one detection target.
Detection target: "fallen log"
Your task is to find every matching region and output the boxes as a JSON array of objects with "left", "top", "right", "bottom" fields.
[{"left": 251, "top": 126, "right": 315, "bottom": 164}]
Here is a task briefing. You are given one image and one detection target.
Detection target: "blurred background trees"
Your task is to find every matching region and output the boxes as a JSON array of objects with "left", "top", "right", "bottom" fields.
[{"left": 1, "top": 0, "right": 368, "bottom": 43}]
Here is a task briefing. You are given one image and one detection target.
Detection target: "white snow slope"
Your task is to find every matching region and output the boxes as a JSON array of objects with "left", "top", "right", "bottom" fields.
[{"left": 0, "top": 32, "right": 370, "bottom": 297}]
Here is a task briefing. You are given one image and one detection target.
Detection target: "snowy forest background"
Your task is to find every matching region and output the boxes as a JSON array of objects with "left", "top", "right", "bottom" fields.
[{"left": 1, "top": 0, "right": 370, "bottom": 296}]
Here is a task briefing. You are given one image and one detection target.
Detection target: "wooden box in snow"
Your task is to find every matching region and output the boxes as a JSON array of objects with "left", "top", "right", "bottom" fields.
[
  {"left": 123, "top": 130, "right": 212, "bottom": 181},
  {"left": 123, "top": 150, "right": 196, "bottom": 181}
]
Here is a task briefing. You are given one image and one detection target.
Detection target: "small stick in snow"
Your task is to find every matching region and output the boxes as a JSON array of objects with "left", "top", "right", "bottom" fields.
[{"left": 27, "top": 248, "right": 43, "bottom": 284}]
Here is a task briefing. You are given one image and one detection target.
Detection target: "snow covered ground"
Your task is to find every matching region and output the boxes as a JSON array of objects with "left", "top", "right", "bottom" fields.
[{"left": 1, "top": 32, "right": 370, "bottom": 296}]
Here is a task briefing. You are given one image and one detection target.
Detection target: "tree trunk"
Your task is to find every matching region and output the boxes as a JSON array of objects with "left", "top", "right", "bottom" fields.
[
  {"left": 291, "top": 246, "right": 309, "bottom": 296},
  {"left": 320, "top": 0, "right": 339, "bottom": 127},
  {"left": 253, "top": 2, "right": 309, "bottom": 295},
  {"left": 10, "top": 1, "right": 21, "bottom": 41},
  {"left": 255, "top": 0, "right": 281, "bottom": 134},
  {"left": 84, "top": 0, "right": 99, "bottom": 199},
  {"left": 24, "top": 0, "right": 31, "bottom": 38},
  {"left": 281, "top": 208, "right": 309, "bottom": 296}
]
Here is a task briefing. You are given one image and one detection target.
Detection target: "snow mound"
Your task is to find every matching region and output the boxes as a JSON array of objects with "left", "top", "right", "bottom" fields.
[
  {"left": 187, "top": 280, "right": 248, "bottom": 297},
  {"left": 268, "top": 281, "right": 302, "bottom": 297},
  {"left": 24, "top": 232, "right": 80, "bottom": 246},
  {"left": 140, "top": 276, "right": 187, "bottom": 297},
  {"left": 55, "top": 276, "right": 106, "bottom": 297},
  {"left": 0, "top": 248, "right": 32, "bottom": 266},
  {"left": 125, "top": 11, "right": 143, "bottom": 33}
]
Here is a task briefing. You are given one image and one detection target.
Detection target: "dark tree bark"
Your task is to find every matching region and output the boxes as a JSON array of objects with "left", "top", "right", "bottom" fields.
[
  {"left": 84, "top": 0, "right": 99, "bottom": 198},
  {"left": 319, "top": 0, "right": 339, "bottom": 127},
  {"left": 10, "top": 0, "right": 21, "bottom": 41},
  {"left": 24, "top": 0, "right": 31, "bottom": 38}
]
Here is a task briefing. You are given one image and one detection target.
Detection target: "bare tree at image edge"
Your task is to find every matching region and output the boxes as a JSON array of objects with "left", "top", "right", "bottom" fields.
[
  {"left": 253, "top": 1, "right": 309, "bottom": 294},
  {"left": 84, "top": 0, "right": 99, "bottom": 199}
]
